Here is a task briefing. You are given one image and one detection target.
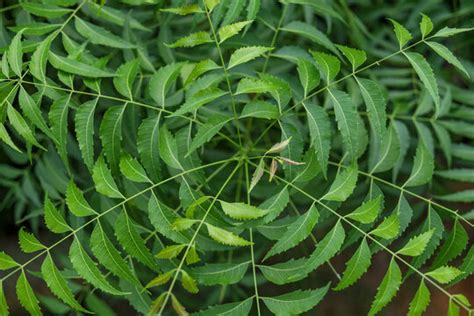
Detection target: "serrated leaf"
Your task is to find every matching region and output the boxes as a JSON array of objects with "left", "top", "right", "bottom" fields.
[
  {"left": 181, "top": 270, "right": 199, "bottom": 293},
  {"left": 426, "top": 266, "right": 462, "bottom": 284},
  {"left": 408, "top": 280, "right": 430, "bottom": 316},
  {"left": 204, "top": 0, "right": 220, "bottom": 12},
  {"left": 312, "top": 51, "right": 340, "bottom": 82},
  {"left": 119, "top": 153, "right": 150, "bottom": 183},
  {"left": 218, "top": 21, "right": 252, "bottom": 43},
  {"left": 227, "top": 46, "right": 272, "bottom": 69},
  {"left": 191, "top": 261, "right": 249, "bottom": 285},
  {"left": 85, "top": 2, "right": 149, "bottom": 31},
  {"left": 356, "top": 78, "right": 387, "bottom": 142},
  {"left": 167, "top": 32, "right": 212, "bottom": 48},
  {"left": 149, "top": 63, "right": 184, "bottom": 107},
  {"left": 75, "top": 99, "right": 97, "bottom": 171},
  {"left": 419, "top": 14, "right": 433, "bottom": 38},
  {"left": 41, "top": 254, "right": 90, "bottom": 313},
  {"left": 137, "top": 116, "right": 161, "bottom": 181},
  {"left": 7, "top": 103, "right": 43, "bottom": 149},
  {"left": 44, "top": 195, "right": 72, "bottom": 234},
  {"left": 161, "top": 4, "right": 203, "bottom": 15},
  {"left": 262, "top": 284, "right": 330, "bottom": 316},
  {"left": 235, "top": 77, "right": 278, "bottom": 95},
  {"left": 397, "top": 229, "right": 434, "bottom": 256},
  {"left": 75, "top": 17, "right": 134, "bottom": 48},
  {"left": 371, "top": 123, "right": 400, "bottom": 173},
  {"left": 0, "top": 252, "right": 18, "bottom": 270},
  {"left": 69, "top": 238, "right": 126, "bottom": 295},
  {"left": 404, "top": 141, "right": 434, "bottom": 187},
  {"left": 426, "top": 41, "right": 469, "bottom": 78},
  {"left": 66, "top": 180, "right": 97, "bottom": 217},
  {"left": 156, "top": 244, "right": 186, "bottom": 259},
  {"left": 16, "top": 271, "right": 42, "bottom": 316},
  {"left": 0, "top": 123, "right": 21, "bottom": 153},
  {"left": 0, "top": 281, "right": 8, "bottom": 315},
  {"left": 19, "top": 228, "right": 45, "bottom": 253},
  {"left": 336, "top": 45, "right": 366, "bottom": 71},
  {"left": 249, "top": 159, "right": 264, "bottom": 192},
  {"left": 368, "top": 259, "right": 402, "bottom": 316},
  {"left": 187, "top": 116, "right": 229, "bottom": 156},
  {"left": 240, "top": 101, "right": 279, "bottom": 120},
  {"left": 7, "top": 30, "right": 23, "bottom": 77},
  {"left": 297, "top": 58, "right": 320, "bottom": 97},
  {"left": 90, "top": 222, "right": 141, "bottom": 286},
  {"left": 172, "top": 218, "right": 198, "bottom": 231},
  {"left": 435, "top": 169, "right": 474, "bottom": 182},
  {"left": 346, "top": 196, "right": 381, "bottom": 224},
  {"left": 281, "top": 21, "right": 338, "bottom": 56},
  {"left": 431, "top": 221, "right": 468, "bottom": 269},
  {"left": 185, "top": 59, "right": 220, "bottom": 85},
  {"left": 113, "top": 59, "right": 140, "bottom": 99},
  {"left": 92, "top": 156, "right": 124, "bottom": 199},
  {"left": 206, "top": 224, "right": 252, "bottom": 246},
  {"left": 49, "top": 52, "right": 114, "bottom": 77},
  {"left": 170, "top": 87, "right": 226, "bottom": 117},
  {"left": 146, "top": 271, "right": 173, "bottom": 289},
  {"left": 264, "top": 205, "right": 319, "bottom": 260},
  {"left": 21, "top": 2, "right": 71, "bottom": 18},
  {"left": 436, "top": 190, "right": 474, "bottom": 202},
  {"left": 220, "top": 201, "right": 270, "bottom": 220},
  {"left": 49, "top": 95, "right": 70, "bottom": 166},
  {"left": 388, "top": 18, "right": 412, "bottom": 48},
  {"left": 100, "top": 105, "right": 126, "bottom": 171},
  {"left": 30, "top": 33, "right": 54, "bottom": 82},
  {"left": 335, "top": 238, "right": 371, "bottom": 290},
  {"left": 192, "top": 297, "right": 253, "bottom": 316},
  {"left": 370, "top": 213, "right": 400, "bottom": 240},
  {"left": 323, "top": 164, "right": 358, "bottom": 201},
  {"left": 433, "top": 27, "right": 473, "bottom": 38},
  {"left": 159, "top": 125, "right": 182, "bottom": 170},
  {"left": 18, "top": 87, "right": 54, "bottom": 141}
]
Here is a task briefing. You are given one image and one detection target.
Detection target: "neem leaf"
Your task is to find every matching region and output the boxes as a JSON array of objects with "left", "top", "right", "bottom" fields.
[{"left": 220, "top": 201, "right": 270, "bottom": 220}]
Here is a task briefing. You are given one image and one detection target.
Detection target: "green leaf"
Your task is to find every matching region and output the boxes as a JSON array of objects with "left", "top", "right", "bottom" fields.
[
  {"left": 181, "top": 270, "right": 199, "bottom": 294},
  {"left": 75, "top": 99, "right": 97, "bottom": 171},
  {"left": 426, "top": 41, "right": 469, "bottom": 78},
  {"left": 92, "top": 156, "right": 124, "bottom": 199},
  {"left": 312, "top": 51, "right": 340, "bottom": 82},
  {"left": 204, "top": 0, "right": 221, "bottom": 12},
  {"left": 7, "top": 30, "right": 23, "bottom": 77},
  {"left": 227, "top": 46, "right": 272, "bottom": 69},
  {"left": 408, "top": 281, "right": 430, "bottom": 316},
  {"left": 436, "top": 190, "right": 474, "bottom": 203},
  {"left": 149, "top": 63, "right": 184, "bottom": 107},
  {"left": 119, "top": 153, "right": 150, "bottom": 183},
  {"left": 388, "top": 18, "right": 412, "bottom": 48},
  {"left": 49, "top": 95, "right": 70, "bottom": 166},
  {"left": 41, "top": 254, "right": 90, "bottom": 313},
  {"left": 431, "top": 221, "right": 468, "bottom": 269},
  {"left": 335, "top": 238, "right": 371, "bottom": 290},
  {"left": 90, "top": 222, "right": 141, "bottom": 286},
  {"left": 370, "top": 213, "right": 400, "bottom": 240},
  {"left": 113, "top": 59, "right": 140, "bottom": 99},
  {"left": 193, "top": 298, "right": 253, "bottom": 316},
  {"left": 297, "top": 58, "right": 320, "bottom": 97},
  {"left": 19, "top": 228, "right": 45, "bottom": 253},
  {"left": 85, "top": 2, "right": 149, "bottom": 31},
  {"left": 137, "top": 116, "right": 161, "bottom": 181},
  {"left": 172, "top": 218, "right": 198, "bottom": 231},
  {"left": 371, "top": 123, "right": 400, "bottom": 173},
  {"left": 156, "top": 244, "right": 186, "bottom": 259},
  {"left": 368, "top": 259, "right": 402, "bottom": 316},
  {"left": 262, "top": 284, "right": 330, "bottom": 315},
  {"left": 159, "top": 125, "right": 182, "bottom": 170},
  {"left": 404, "top": 52, "right": 440, "bottom": 110},
  {"left": 220, "top": 201, "right": 270, "bottom": 220},
  {"left": 170, "top": 87, "right": 227, "bottom": 117},
  {"left": 281, "top": 21, "right": 338, "bottom": 56},
  {"left": 115, "top": 211, "right": 157, "bottom": 270},
  {"left": 0, "top": 252, "right": 18, "bottom": 270},
  {"left": 161, "top": 4, "right": 203, "bottom": 15},
  {"left": 356, "top": 78, "right": 387, "bottom": 142},
  {"left": 397, "top": 229, "right": 434, "bottom": 257},
  {"left": 240, "top": 101, "right": 279, "bottom": 120},
  {"left": 187, "top": 116, "right": 229, "bottom": 156},
  {"left": 218, "top": 21, "right": 252, "bottom": 43},
  {"left": 436, "top": 169, "right": 474, "bottom": 182},
  {"left": 75, "top": 17, "right": 134, "bottom": 48},
  {"left": 426, "top": 266, "right": 463, "bottom": 284},
  {"left": 16, "top": 271, "right": 42, "bottom": 316},
  {"left": 346, "top": 196, "right": 381, "bottom": 224},
  {"left": 18, "top": 87, "right": 54, "bottom": 141},
  {"left": 323, "top": 164, "right": 358, "bottom": 202},
  {"left": 0, "top": 123, "right": 21, "bottom": 152},
  {"left": 328, "top": 89, "right": 359, "bottom": 160},
  {"left": 30, "top": 33, "right": 54, "bottom": 82},
  {"left": 206, "top": 224, "right": 252, "bottom": 246},
  {"left": 191, "top": 261, "right": 249, "bottom": 285},
  {"left": 185, "top": 59, "right": 220, "bottom": 85},
  {"left": 21, "top": 2, "right": 71, "bottom": 18},
  {"left": 0, "top": 281, "right": 9, "bottom": 315},
  {"left": 44, "top": 195, "right": 72, "bottom": 234},
  {"left": 433, "top": 27, "right": 473, "bottom": 38},
  {"left": 7, "top": 103, "right": 43, "bottom": 149},
  {"left": 69, "top": 238, "right": 126, "bottom": 295},
  {"left": 404, "top": 141, "right": 434, "bottom": 187},
  {"left": 336, "top": 45, "right": 367, "bottom": 71},
  {"left": 145, "top": 271, "right": 173, "bottom": 289},
  {"left": 66, "top": 181, "right": 97, "bottom": 217},
  {"left": 264, "top": 205, "right": 319, "bottom": 260},
  {"left": 235, "top": 77, "right": 278, "bottom": 95},
  {"left": 167, "top": 32, "right": 212, "bottom": 48},
  {"left": 419, "top": 14, "right": 433, "bottom": 38},
  {"left": 49, "top": 52, "right": 114, "bottom": 77},
  {"left": 100, "top": 105, "right": 126, "bottom": 171}
]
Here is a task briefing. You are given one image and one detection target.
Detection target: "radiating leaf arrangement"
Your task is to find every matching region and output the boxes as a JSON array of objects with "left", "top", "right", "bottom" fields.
[{"left": 0, "top": 0, "right": 473, "bottom": 315}]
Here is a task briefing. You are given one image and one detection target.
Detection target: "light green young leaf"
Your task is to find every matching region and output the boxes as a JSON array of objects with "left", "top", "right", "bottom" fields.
[
  {"left": 371, "top": 124, "right": 400, "bottom": 173},
  {"left": 92, "top": 155, "right": 124, "bottom": 199},
  {"left": 181, "top": 270, "right": 199, "bottom": 294},
  {"left": 159, "top": 125, "right": 182, "bottom": 170},
  {"left": 149, "top": 63, "right": 184, "bottom": 107},
  {"left": 206, "top": 224, "right": 252, "bottom": 246},
  {"left": 419, "top": 14, "right": 433, "bottom": 38},
  {"left": 18, "top": 87, "right": 54, "bottom": 141},
  {"left": 172, "top": 218, "right": 198, "bottom": 231},
  {"left": 119, "top": 153, "right": 150, "bottom": 183},
  {"left": 156, "top": 244, "right": 186, "bottom": 259},
  {"left": 426, "top": 41, "right": 469, "bottom": 78},
  {"left": 264, "top": 205, "right": 319, "bottom": 260},
  {"left": 281, "top": 21, "right": 339, "bottom": 55},
  {"left": 404, "top": 52, "right": 440, "bottom": 110},
  {"left": 328, "top": 89, "right": 359, "bottom": 160},
  {"left": 19, "top": 228, "right": 45, "bottom": 253},
  {"left": 100, "top": 105, "right": 126, "bottom": 171},
  {"left": 16, "top": 271, "right": 42, "bottom": 316},
  {"left": 433, "top": 27, "right": 473, "bottom": 38},
  {"left": 191, "top": 261, "right": 249, "bottom": 286},
  {"left": 397, "top": 229, "right": 434, "bottom": 256},
  {"left": 7, "top": 103, "right": 43, "bottom": 149},
  {"left": 66, "top": 181, "right": 97, "bottom": 217},
  {"left": 41, "top": 254, "right": 90, "bottom": 313},
  {"left": 336, "top": 45, "right": 367, "bottom": 71},
  {"left": 323, "top": 164, "right": 358, "bottom": 202},
  {"left": 115, "top": 211, "right": 157, "bottom": 270},
  {"left": 370, "top": 213, "right": 400, "bottom": 239},
  {"left": 21, "top": 3, "right": 71, "bottom": 18},
  {"left": 113, "top": 59, "right": 140, "bottom": 99},
  {"left": 240, "top": 100, "right": 279, "bottom": 120},
  {"left": 90, "top": 222, "right": 141, "bottom": 286},
  {"left": 368, "top": 259, "right": 402, "bottom": 316},
  {"left": 408, "top": 280, "right": 430, "bottom": 316},
  {"left": 30, "top": 33, "right": 54, "bottom": 82},
  {"left": 388, "top": 18, "right": 412, "bottom": 48},
  {"left": 145, "top": 271, "right": 173, "bottom": 289},
  {"left": 0, "top": 252, "right": 18, "bottom": 270},
  {"left": 204, "top": 0, "right": 220, "bottom": 12},
  {"left": 235, "top": 77, "right": 278, "bottom": 95},
  {"left": 218, "top": 20, "right": 252, "bottom": 43},
  {"left": 49, "top": 52, "right": 114, "bottom": 77},
  {"left": 262, "top": 284, "right": 330, "bottom": 316},
  {"left": 167, "top": 32, "right": 212, "bottom": 48},
  {"left": 404, "top": 141, "right": 434, "bottom": 187},
  {"left": 170, "top": 87, "right": 226, "bottom": 117},
  {"left": 356, "top": 78, "right": 387, "bottom": 142},
  {"left": 75, "top": 99, "right": 97, "bottom": 171},
  {"left": 346, "top": 196, "right": 382, "bottom": 224},
  {"left": 69, "top": 238, "right": 126, "bottom": 295},
  {"left": 297, "top": 58, "right": 320, "bottom": 97},
  {"left": 7, "top": 30, "right": 23, "bottom": 77},
  {"left": 75, "top": 17, "right": 135, "bottom": 48},
  {"left": 44, "top": 195, "right": 72, "bottom": 234},
  {"left": 161, "top": 4, "right": 203, "bottom": 15},
  {"left": 227, "top": 46, "right": 272, "bottom": 69},
  {"left": 426, "top": 266, "right": 463, "bottom": 284},
  {"left": 335, "top": 238, "right": 371, "bottom": 290},
  {"left": 220, "top": 201, "right": 270, "bottom": 220},
  {"left": 312, "top": 51, "right": 340, "bottom": 82}
]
